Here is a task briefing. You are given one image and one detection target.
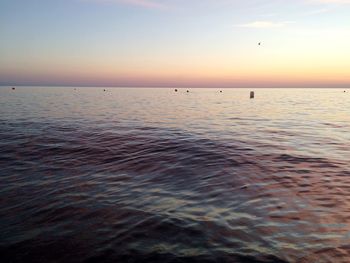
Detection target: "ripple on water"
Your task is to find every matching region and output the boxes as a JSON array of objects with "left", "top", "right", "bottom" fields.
[{"left": 1, "top": 88, "right": 350, "bottom": 263}]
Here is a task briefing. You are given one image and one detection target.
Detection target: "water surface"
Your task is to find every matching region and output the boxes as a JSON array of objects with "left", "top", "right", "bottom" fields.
[{"left": 1, "top": 87, "right": 350, "bottom": 263}]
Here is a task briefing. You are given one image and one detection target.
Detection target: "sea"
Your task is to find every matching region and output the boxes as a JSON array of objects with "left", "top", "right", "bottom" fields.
[{"left": 1, "top": 87, "right": 350, "bottom": 263}]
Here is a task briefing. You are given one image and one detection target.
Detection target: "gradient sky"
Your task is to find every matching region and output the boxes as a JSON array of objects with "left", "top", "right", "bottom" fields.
[{"left": 1, "top": 0, "right": 350, "bottom": 87}]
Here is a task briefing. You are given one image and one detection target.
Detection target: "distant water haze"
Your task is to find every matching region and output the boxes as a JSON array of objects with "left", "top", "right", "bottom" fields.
[{"left": 1, "top": 87, "right": 350, "bottom": 262}]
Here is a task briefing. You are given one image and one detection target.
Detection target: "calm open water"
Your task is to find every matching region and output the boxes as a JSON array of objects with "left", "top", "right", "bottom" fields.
[{"left": 1, "top": 87, "right": 350, "bottom": 263}]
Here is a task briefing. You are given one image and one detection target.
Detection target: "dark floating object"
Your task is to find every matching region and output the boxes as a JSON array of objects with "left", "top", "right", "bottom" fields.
[
  {"left": 103, "top": 89, "right": 106, "bottom": 92},
  {"left": 12, "top": 87, "right": 15, "bottom": 90},
  {"left": 220, "top": 90, "right": 222, "bottom": 93},
  {"left": 175, "top": 89, "right": 178, "bottom": 92},
  {"left": 186, "top": 90, "right": 189, "bottom": 93},
  {"left": 344, "top": 90, "right": 346, "bottom": 93},
  {"left": 250, "top": 91, "right": 255, "bottom": 99},
  {"left": 258, "top": 42, "right": 261, "bottom": 46}
]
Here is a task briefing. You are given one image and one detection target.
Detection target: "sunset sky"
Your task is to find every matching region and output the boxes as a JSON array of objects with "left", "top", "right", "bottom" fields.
[{"left": 1, "top": 0, "right": 350, "bottom": 88}]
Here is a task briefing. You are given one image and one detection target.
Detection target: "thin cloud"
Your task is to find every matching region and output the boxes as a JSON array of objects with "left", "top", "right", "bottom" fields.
[
  {"left": 119, "top": 0, "right": 165, "bottom": 8},
  {"left": 83, "top": 0, "right": 166, "bottom": 9},
  {"left": 302, "top": 8, "right": 330, "bottom": 15},
  {"left": 238, "top": 21, "right": 295, "bottom": 29},
  {"left": 310, "top": 0, "right": 350, "bottom": 3}
]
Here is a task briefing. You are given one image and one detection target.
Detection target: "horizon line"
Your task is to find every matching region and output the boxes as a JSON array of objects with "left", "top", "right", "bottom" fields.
[{"left": 1, "top": 85, "right": 349, "bottom": 89}]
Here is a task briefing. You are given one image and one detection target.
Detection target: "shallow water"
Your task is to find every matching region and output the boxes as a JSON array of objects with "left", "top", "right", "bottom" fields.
[{"left": 1, "top": 87, "right": 350, "bottom": 263}]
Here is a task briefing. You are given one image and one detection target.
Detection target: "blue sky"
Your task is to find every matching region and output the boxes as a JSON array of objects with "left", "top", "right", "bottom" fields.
[{"left": 1, "top": 0, "right": 350, "bottom": 87}]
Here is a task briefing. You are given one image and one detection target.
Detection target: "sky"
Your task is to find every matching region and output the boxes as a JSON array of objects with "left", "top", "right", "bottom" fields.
[{"left": 0, "top": 0, "right": 350, "bottom": 88}]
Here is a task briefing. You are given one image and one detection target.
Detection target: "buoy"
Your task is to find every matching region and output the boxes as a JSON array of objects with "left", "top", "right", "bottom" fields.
[
  {"left": 186, "top": 90, "right": 189, "bottom": 93},
  {"left": 220, "top": 90, "right": 222, "bottom": 93},
  {"left": 103, "top": 89, "right": 106, "bottom": 92},
  {"left": 12, "top": 87, "right": 15, "bottom": 90},
  {"left": 175, "top": 89, "right": 178, "bottom": 92},
  {"left": 250, "top": 91, "right": 255, "bottom": 99}
]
